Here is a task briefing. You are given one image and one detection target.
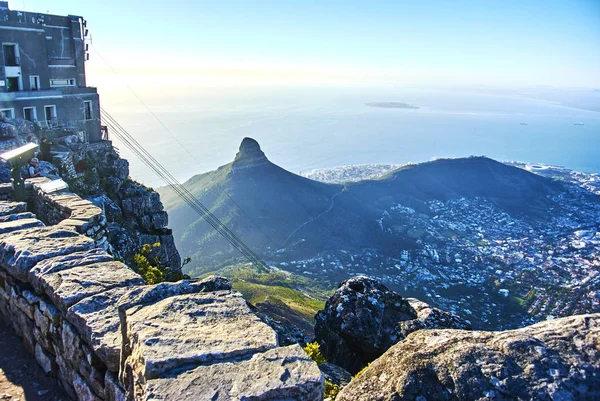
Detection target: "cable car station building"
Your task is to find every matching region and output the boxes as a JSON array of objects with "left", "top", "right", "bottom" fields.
[{"left": 0, "top": 1, "right": 102, "bottom": 142}]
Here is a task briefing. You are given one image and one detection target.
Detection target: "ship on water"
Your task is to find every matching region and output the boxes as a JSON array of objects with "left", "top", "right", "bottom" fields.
[{"left": 574, "top": 123, "right": 585, "bottom": 126}]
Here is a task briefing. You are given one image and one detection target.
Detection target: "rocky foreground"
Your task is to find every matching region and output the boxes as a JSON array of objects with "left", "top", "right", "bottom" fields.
[
  {"left": 315, "top": 276, "right": 471, "bottom": 374},
  {"left": 338, "top": 313, "right": 600, "bottom": 401}
]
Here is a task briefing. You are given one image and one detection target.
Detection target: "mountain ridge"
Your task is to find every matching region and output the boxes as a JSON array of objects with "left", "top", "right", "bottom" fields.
[{"left": 158, "top": 138, "right": 563, "bottom": 269}]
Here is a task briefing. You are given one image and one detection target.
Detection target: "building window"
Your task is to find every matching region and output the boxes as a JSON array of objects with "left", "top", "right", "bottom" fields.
[
  {"left": 6, "top": 77, "right": 19, "bottom": 92},
  {"left": 29, "top": 76, "right": 40, "bottom": 91},
  {"left": 23, "top": 107, "right": 37, "bottom": 121},
  {"left": 2, "top": 44, "right": 19, "bottom": 67},
  {"left": 49, "top": 78, "right": 76, "bottom": 87},
  {"left": 44, "top": 105, "right": 57, "bottom": 126},
  {"left": 0, "top": 108, "right": 14, "bottom": 119},
  {"left": 83, "top": 100, "right": 92, "bottom": 120}
]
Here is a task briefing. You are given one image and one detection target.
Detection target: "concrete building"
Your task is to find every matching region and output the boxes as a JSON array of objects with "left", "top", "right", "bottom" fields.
[{"left": 0, "top": 1, "right": 103, "bottom": 142}]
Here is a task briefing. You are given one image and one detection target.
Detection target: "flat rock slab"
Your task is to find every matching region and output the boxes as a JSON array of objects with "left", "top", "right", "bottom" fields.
[
  {"left": 29, "top": 248, "right": 114, "bottom": 293},
  {"left": 338, "top": 313, "right": 600, "bottom": 401},
  {"left": 0, "top": 201, "right": 27, "bottom": 216},
  {"left": 37, "top": 261, "right": 143, "bottom": 315},
  {"left": 0, "top": 218, "right": 44, "bottom": 235},
  {"left": 0, "top": 226, "right": 94, "bottom": 281},
  {"left": 123, "top": 291, "right": 277, "bottom": 384},
  {"left": 67, "top": 277, "right": 232, "bottom": 372},
  {"left": 142, "top": 344, "right": 324, "bottom": 401},
  {"left": 0, "top": 212, "right": 36, "bottom": 223}
]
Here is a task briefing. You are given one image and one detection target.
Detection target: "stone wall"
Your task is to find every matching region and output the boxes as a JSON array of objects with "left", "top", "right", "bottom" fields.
[
  {"left": 0, "top": 191, "right": 323, "bottom": 400},
  {"left": 31, "top": 177, "right": 109, "bottom": 250}
]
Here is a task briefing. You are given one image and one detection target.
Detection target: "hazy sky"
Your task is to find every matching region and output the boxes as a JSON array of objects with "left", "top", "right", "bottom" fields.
[{"left": 10, "top": 0, "right": 600, "bottom": 87}]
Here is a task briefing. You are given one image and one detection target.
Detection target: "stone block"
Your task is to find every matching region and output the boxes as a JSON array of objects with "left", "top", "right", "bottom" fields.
[
  {"left": 11, "top": 290, "right": 34, "bottom": 319},
  {"left": 0, "top": 211, "right": 36, "bottom": 222},
  {"left": 68, "top": 277, "right": 232, "bottom": 372},
  {"left": 29, "top": 248, "right": 114, "bottom": 293},
  {"left": 0, "top": 226, "right": 95, "bottom": 281},
  {"left": 35, "top": 343, "right": 56, "bottom": 374},
  {"left": 37, "top": 261, "right": 144, "bottom": 315},
  {"left": 142, "top": 345, "right": 324, "bottom": 401},
  {"left": 0, "top": 217, "right": 44, "bottom": 234},
  {"left": 0, "top": 201, "right": 27, "bottom": 216},
  {"left": 122, "top": 290, "right": 278, "bottom": 394},
  {"left": 73, "top": 372, "right": 103, "bottom": 401}
]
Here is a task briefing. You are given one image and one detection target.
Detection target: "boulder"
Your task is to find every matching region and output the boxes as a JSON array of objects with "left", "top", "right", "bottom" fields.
[
  {"left": 0, "top": 226, "right": 94, "bottom": 281},
  {"left": 314, "top": 276, "right": 417, "bottom": 374},
  {"left": 314, "top": 276, "right": 470, "bottom": 374},
  {"left": 142, "top": 344, "right": 323, "bottom": 401},
  {"left": 401, "top": 298, "right": 471, "bottom": 337},
  {"left": 120, "top": 181, "right": 164, "bottom": 217},
  {"left": 320, "top": 362, "right": 353, "bottom": 388},
  {"left": 87, "top": 194, "right": 123, "bottom": 222},
  {"left": 67, "top": 277, "right": 232, "bottom": 372},
  {"left": 337, "top": 314, "right": 600, "bottom": 401},
  {"left": 0, "top": 121, "right": 16, "bottom": 138}
]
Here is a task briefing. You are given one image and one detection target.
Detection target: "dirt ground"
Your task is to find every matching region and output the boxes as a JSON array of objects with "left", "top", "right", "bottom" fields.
[{"left": 0, "top": 320, "right": 66, "bottom": 401}]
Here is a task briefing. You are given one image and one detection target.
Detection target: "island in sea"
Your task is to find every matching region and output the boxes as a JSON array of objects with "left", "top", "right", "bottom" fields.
[{"left": 366, "top": 102, "right": 420, "bottom": 109}]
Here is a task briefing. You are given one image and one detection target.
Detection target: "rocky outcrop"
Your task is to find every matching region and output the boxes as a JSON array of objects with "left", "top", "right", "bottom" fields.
[
  {"left": 337, "top": 313, "right": 600, "bottom": 401},
  {"left": 314, "top": 276, "right": 471, "bottom": 374},
  {"left": 232, "top": 137, "right": 270, "bottom": 171},
  {"left": 72, "top": 142, "right": 182, "bottom": 275}
]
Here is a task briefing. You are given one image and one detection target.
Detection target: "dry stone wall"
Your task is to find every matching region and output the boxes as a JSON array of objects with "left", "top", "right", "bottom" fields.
[{"left": 0, "top": 186, "right": 323, "bottom": 401}]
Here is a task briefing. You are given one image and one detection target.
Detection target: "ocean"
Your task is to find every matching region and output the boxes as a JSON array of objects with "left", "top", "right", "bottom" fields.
[{"left": 101, "top": 85, "right": 600, "bottom": 187}]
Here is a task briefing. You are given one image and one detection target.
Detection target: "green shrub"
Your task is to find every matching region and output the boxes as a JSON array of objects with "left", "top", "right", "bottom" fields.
[
  {"left": 132, "top": 242, "right": 164, "bottom": 284},
  {"left": 324, "top": 381, "right": 340, "bottom": 399},
  {"left": 303, "top": 341, "right": 327, "bottom": 366}
]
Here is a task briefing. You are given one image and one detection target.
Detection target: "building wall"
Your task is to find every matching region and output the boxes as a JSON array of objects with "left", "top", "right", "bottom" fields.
[{"left": 0, "top": 1, "right": 101, "bottom": 142}]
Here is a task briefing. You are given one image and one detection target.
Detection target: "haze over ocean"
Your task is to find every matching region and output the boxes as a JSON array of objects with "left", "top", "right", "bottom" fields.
[{"left": 103, "top": 86, "right": 600, "bottom": 187}]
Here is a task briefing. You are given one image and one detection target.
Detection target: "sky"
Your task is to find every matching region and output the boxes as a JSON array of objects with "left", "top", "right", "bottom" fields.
[{"left": 9, "top": 0, "right": 600, "bottom": 88}]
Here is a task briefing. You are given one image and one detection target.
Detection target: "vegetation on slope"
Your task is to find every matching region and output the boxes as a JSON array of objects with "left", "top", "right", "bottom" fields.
[{"left": 194, "top": 264, "right": 332, "bottom": 337}]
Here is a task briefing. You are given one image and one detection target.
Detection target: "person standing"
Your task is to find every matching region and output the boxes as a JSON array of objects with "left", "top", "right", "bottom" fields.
[{"left": 39, "top": 136, "right": 53, "bottom": 162}]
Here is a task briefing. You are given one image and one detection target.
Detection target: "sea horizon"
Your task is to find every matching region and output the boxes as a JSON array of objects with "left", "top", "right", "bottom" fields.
[{"left": 100, "top": 85, "right": 600, "bottom": 187}]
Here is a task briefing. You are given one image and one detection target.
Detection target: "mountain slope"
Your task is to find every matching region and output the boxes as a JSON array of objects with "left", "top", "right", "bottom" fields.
[{"left": 158, "top": 138, "right": 563, "bottom": 270}]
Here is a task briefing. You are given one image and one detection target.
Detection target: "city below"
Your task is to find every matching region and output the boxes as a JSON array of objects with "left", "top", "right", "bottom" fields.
[{"left": 274, "top": 161, "right": 600, "bottom": 330}]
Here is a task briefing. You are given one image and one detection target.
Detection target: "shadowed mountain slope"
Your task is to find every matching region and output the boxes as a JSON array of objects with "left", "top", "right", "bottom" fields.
[{"left": 158, "top": 138, "right": 563, "bottom": 269}]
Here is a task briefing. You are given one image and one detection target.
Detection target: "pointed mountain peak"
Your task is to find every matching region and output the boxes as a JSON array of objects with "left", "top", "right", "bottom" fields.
[{"left": 232, "top": 137, "right": 270, "bottom": 170}]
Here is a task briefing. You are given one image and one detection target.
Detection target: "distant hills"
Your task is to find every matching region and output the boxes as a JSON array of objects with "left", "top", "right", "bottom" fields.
[{"left": 158, "top": 138, "right": 563, "bottom": 272}]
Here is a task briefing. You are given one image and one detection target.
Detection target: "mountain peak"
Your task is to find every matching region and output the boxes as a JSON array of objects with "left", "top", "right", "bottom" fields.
[{"left": 233, "top": 137, "right": 270, "bottom": 170}]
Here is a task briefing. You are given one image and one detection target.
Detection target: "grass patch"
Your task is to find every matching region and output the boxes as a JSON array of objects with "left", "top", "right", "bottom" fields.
[{"left": 232, "top": 281, "right": 324, "bottom": 321}]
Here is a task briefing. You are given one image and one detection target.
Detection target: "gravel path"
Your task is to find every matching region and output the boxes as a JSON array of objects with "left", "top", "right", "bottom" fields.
[{"left": 0, "top": 320, "right": 66, "bottom": 401}]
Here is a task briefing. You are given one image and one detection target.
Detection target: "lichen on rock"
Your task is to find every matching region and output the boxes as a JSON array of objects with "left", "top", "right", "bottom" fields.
[{"left": 337, "top": 313, "right": 600, "bottom": 401}]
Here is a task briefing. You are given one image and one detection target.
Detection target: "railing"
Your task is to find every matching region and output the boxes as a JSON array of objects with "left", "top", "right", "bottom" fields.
[{"left": 101, "top": 125, "right": 109, "bottom": 140}]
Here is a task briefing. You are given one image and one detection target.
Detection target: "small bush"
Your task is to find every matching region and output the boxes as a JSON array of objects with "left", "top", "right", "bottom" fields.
[
  {"left": 303, "top": 341, "right": 327, "bottom": 366},
  {"left": 324, "top": 381, "right": 340, "bottom": 399},
  {"left": 133, "top": 243, "right": 164, "bottom": 284}
]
